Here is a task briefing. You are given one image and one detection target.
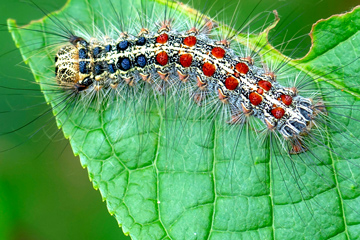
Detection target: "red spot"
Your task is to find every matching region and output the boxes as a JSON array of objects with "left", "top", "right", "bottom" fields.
[
  {"left": 211, "top": 47, "right": 225, "bottom": 58},
  {"left": 225, "top": 77, "right": 239, "bottom": 90},
  {"left": 183, "top": 36, "right": 197, "bottom": 47},
  {"left": 235, "top": 62, "right": 249, "bottom": 74},
  {"left": 203, "top": 62, "right": 216, "bottom": 77},
  {"left": 281, "top": 95, "right": 293, "bottom": 106},
  {"left": 249, "top": 92, "right": 262, "bottom": 106},
  {"left": 156, "top": 33, "right": 168, "bottom": 44},
  {"left": 257, "top": 88, "right": 264, "bottom": 95},
  {"left": 179, "top": 54, "right": 193, "bottom": 67},
  {"left": 258, "top": 80, "right": 272, "bottom": 91},
  {"left": 156, "top": 51, "right": 168, "bottom": 66},
  {"left": 271, "top": 107, "right": 285, "bottom": 119}
]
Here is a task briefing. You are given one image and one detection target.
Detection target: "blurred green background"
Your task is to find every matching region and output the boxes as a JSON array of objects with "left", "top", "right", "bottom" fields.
[{"left": 0, "top": 0, "right": 359, "bottom": 239}]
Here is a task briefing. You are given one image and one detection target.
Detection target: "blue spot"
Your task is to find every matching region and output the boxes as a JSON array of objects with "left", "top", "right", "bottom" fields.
[
  {"left": 136, "top": 55, "right": 146, "bottom": 68},
  {"left": 117, "top": 57, "right": 131, "bottom": 71},
  {"left": 93, "top": 47, "right": 100, "bottom": 57},
  {"left": 108, "top": 64, "right": 116, "bottom": 73},
  {"left": 94, "top": 64, "right": 103, "bottom": 75},
  {"left": 79, "top": 48, "right": 87, "bottom": 59},
  {"left": 136, "top": 37, "right": 146, "bottom": 46},
  {"left": 117, "top": 40, "right": 129, "bottom": 51},
  {"left": 105, "top": 45, "right": 112, "bottom": 52},
  {"left": 79, "top": 61, "right": 88, "bottom": 74}
]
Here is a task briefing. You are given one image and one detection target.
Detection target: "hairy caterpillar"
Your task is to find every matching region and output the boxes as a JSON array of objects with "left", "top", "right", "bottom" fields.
[{"left": 2, "top": 0, "right": 360, "bottom": 239}]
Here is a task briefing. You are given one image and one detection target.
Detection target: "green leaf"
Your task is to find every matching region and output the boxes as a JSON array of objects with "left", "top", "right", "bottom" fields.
[
  {"left": 8, "top": 0, "right": 360, "bottom": 239},
  {"left": 0, "top": 181, "right": 15, "bottom": 240}
]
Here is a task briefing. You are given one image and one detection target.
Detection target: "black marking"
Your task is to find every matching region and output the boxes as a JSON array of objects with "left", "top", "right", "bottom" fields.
[
  {"left": 299, "top": 100, "right": 311, "bottom": 108},
  {"left": 284, "top": 126, "right": 293, "bottom": 136},
  {"left": 82, "top": 77, "right": 93, "bottom": 86},
  {"left": 69, "top": 36, "right": 85, "bottom": 46},
  {"left": 79, "top": 39, "right": 89, "bottom": 47},
  {"left": 290, "top": 120, "right": 306, "bottom": 132},
  {"left": 79, "top": 40, "right": 89, "bottom": 47},
  {"left": 75, "top": 77, "right": 93, "bottom": 92},
  {"left": 299, "top": 108, "right": 311, "bottom": 120}
]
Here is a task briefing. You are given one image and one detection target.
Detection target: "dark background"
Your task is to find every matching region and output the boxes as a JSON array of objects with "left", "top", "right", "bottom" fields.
[{"left": 0, "top": 0, "right": 359, "bottom": 239}]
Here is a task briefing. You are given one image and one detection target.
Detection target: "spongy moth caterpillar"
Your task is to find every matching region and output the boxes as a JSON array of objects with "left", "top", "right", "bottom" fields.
[{"left": 2, "top": 0, "right": 360, "bottom": 239}]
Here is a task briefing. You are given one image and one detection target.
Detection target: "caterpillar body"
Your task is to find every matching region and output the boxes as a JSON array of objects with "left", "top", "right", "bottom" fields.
[
  {"left": 2, "top": 0, "right": 360, "bottom": 239},
  {"left": 57, "top": 30, "right": 312, "bottom": 142}
]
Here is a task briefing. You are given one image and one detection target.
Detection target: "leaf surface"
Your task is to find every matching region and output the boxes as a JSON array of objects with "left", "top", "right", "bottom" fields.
[{"left": 8, "top": 0, "right": 360, "bottom": 239}]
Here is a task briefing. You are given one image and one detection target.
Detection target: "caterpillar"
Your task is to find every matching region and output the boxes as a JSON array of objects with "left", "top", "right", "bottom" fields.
[{"left": 2, "top": 0, "right": 360, "bottom": 239}]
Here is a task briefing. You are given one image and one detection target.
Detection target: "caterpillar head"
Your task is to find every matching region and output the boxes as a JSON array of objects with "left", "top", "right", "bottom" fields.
[
  {"left": 55, "top": 45, "right": 79, "bottom": 86},
  {"left": 55, "top": 42, "right": 93, "bottom": 92}
]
